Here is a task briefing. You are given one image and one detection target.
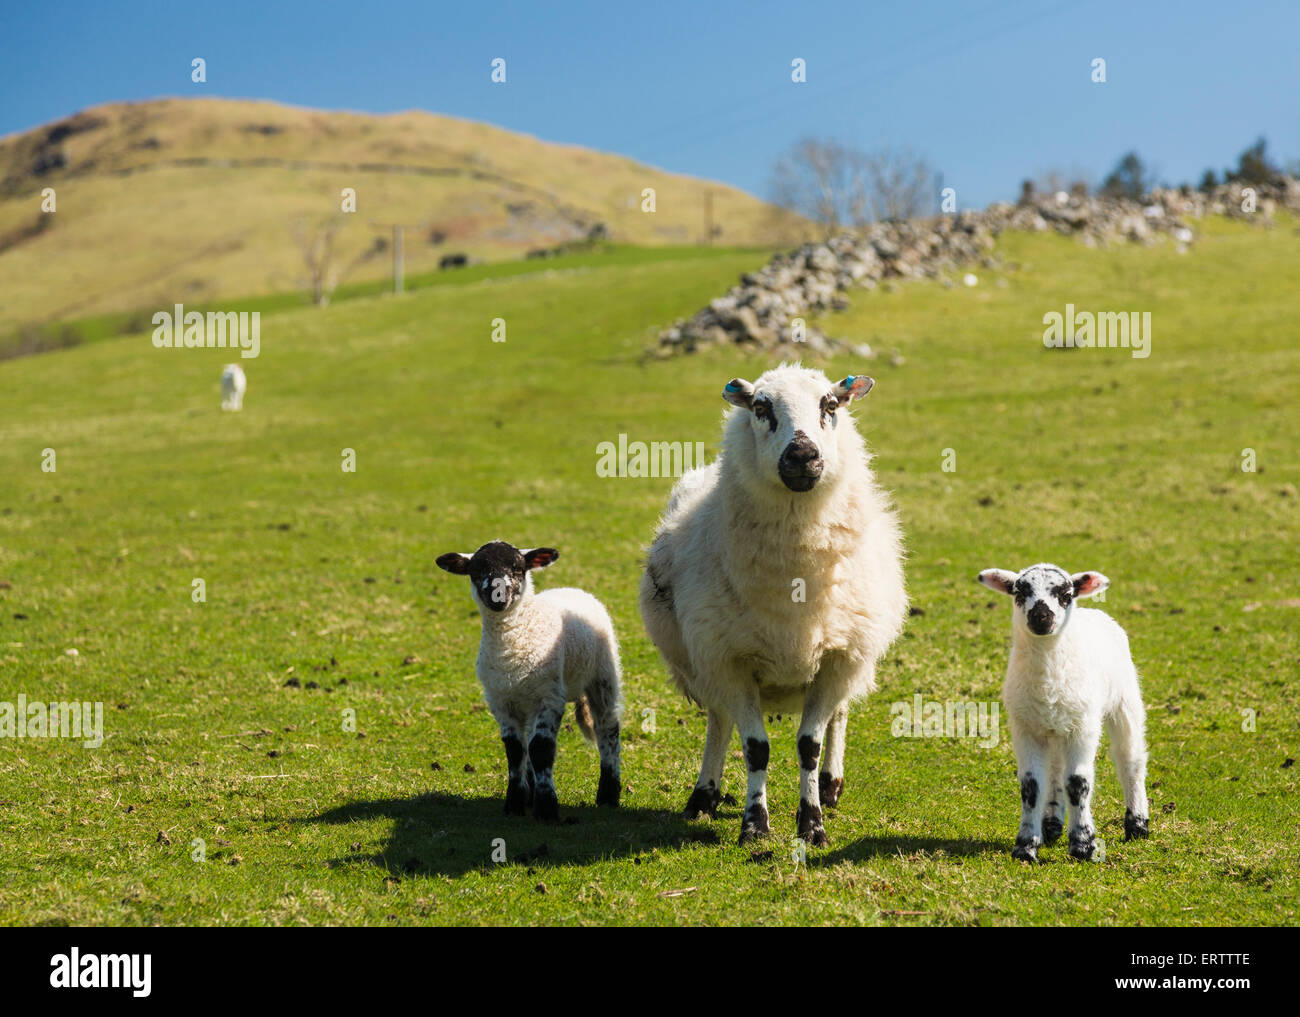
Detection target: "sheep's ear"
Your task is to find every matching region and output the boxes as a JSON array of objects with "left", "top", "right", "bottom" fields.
[
  {"left": 723, "top": 378, "right": 755, "bottom": 410},
  {"left": 833, "top": 374, "right": 874, "bottom": 404},
  {"left": 436, "top": 552, "right": 472, "bottom": 575},
  {"left": 1072, "top": 571, "right": 1109, "bottom": 598},
  {"left": 978, "top": 568, "right": 1017, "bottom": 595},
  {"left": 522, "top": 547, "right": 559, "bottom": 570}
]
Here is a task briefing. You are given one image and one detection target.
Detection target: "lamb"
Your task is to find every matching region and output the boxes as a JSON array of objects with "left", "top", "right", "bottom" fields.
[
  {"left": 979, "top": 563, "right": 1150, "bottom": 862},
  {"left": 436, "top": 541, "right": 622, "bottom": 820},
  {"left": 221, "top": 363, "right": 246, "bottom": 411},
  {"left": 639, "top": 363, "right": 907, "bottom": 845}
]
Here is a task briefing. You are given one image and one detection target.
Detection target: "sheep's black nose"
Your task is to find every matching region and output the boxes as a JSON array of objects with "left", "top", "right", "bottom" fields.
[
  {"left": 779, "top": 432, "right": 823, "bottom": 491},
  {"left": 1027, "top": 601, "right": 1053, "bottom": 634}
]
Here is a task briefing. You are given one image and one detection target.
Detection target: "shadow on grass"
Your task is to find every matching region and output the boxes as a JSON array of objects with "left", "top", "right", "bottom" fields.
[
  {"left": 812, "top": 834, "right": 1005, "bottom": 866},
  {"left": 305, "top": 791, "right": 717, "bottom": 879}
]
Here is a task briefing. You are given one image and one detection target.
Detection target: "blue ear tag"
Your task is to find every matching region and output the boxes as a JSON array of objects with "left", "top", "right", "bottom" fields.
[{"left": 725, "top": 381, "right": 741, "bottom": 392}]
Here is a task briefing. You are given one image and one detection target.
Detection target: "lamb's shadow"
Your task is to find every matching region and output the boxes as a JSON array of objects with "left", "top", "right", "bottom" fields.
[
  {"left": 304, "top": 791, "right": 717, "bottom": 879},
  {"left": 811, "top": 833, "right": 1005, "bottom": 866}
]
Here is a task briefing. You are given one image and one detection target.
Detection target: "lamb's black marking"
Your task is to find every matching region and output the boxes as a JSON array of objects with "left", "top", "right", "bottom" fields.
[
  {"left": 796, "top": 798, "right": 828, "bottom": 846},
  {"left": 1020, "top": 775, "right": 1039, "bottom": 808},
  {"left": 529, "top": 735, "right": 556, "bottom": 775},
  {"left": 597, "top": 764, "right": 621, "bottom": 807},
  {"left": 753, "top": 396, "right": 777, "bottom": 433},
  {"left": 1124, "top": 809, "right": 1150, "bottom": 840},
  {"left": 1066, "top": 774, "right": 1089, "bottom": 806},
  {"left": 745, "top": 737, "right": 769, "bottom": 773},
  {"left": 739, "top": 802, "right": 771, "bottom": 844},
  {"left": 818, "top": 772, "right": 844, "bottom": 807},
  {"left": 1042, "top": 814, "right": 1064, "bottom": 845}
]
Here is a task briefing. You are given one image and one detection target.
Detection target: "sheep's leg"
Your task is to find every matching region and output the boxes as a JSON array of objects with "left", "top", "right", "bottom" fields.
[
  {"left": 684, "top": 708, "right": 732, "bottom": 819},
  {"left": 1107, "top": 699, "right": 1150, "bottom": 840},
  {"left": 732, "top": 697, "right": 771, "bottom": 845},
  {"left": 528, "top": 684, "right": 567, "bottom": 822},
  {"left": 794, "top": 690, "right": 841, "bottom": 847},
  {"left": 1064, "top": 737, "right": 1099, "bottom": 860},
  {"left": 1042, "top": 748, "right": 1066, "bottom": 846},
  {"left": 819, "top": 704, "right": 849, "bottom": 807},
  {"left": 1011, "top": 729, "right": 1049, "bottom": 862},
  {"left": 585, "top": 668, "right": 622, "bottom": 808}
]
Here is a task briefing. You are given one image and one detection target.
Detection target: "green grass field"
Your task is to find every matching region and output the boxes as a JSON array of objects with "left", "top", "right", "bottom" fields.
[{"left": 0, "top": 220, "right": 1296, "bottom": 926}]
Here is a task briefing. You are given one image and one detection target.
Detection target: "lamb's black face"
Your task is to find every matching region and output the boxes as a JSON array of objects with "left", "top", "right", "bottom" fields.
[
  {"left": 1012, "top": 565, "right": 1075, "bottom": 636},
  {"left": 463, "top": 542, "right": 526, "bottom": 612},
  {"left": 436, "top": 541, "right": 559, "bottom": 613}
]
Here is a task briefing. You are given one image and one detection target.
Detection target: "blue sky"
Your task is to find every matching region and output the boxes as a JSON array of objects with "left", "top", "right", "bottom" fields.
[{"left": 2, "top": 0, "right": 1297, "bottom": 209}]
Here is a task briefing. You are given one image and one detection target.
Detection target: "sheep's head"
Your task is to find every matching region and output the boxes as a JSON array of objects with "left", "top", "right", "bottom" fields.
[
  {"left": 978, "top": 563, "right": 1108, "bottom": 637},
  {"left": 436, "top": 541, "right": 559, "bottom": 613},
  {"left": 723, "top": 365, "right": 874, "bottom": 493}
]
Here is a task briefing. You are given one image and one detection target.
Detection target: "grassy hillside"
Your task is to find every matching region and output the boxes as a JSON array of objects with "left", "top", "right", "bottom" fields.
[
  {"left": 0, "top": 98, "right": 806, "bottom": 336},
  {"left": 0, "top": 218, "right": 1295, "bottom": 926}
]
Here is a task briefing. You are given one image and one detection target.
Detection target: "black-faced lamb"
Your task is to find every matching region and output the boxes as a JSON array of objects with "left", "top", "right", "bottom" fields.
[
  {"left": 437, "top": 541, "right": 621, "bottom": 819},
  {"left": 639, "top": 364, "right": 907, "bottom": 845},
  {"left": 979, "top": 563, "right": 1150, "bottom": 862}
]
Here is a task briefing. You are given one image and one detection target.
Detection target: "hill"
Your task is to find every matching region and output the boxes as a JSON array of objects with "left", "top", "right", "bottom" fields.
[{"left": 0, "top": 98, "right": 805, "bottom": 335}]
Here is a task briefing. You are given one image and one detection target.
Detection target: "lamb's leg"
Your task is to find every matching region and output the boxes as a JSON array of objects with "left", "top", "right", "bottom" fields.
[
  {"left": 684, "top": 708, "right": 732, "bottom": 819},
  {"left": 528, "top": 684, "right": 567, "bottom": 822},
  {"left": 1042, "top": 748, "right": 1066, "bottom": 846},
  {"left": 585, "top": 667, "right": 622, "bottom": 808},
  {"left": 795, "top": 689, "right": 840, "bottom": 846},
  {"left": 732, "top": 696, "right": 771, "bottom": 845},
  {"left": 1064, "top": 736, "right": 1100, "bottom": 860},
  {"left": 819, "top": 704, "right": 848, "bottom": 807},
  {"left": 1011, "top": 729, "right": 1049, "bottom": 862},
  {"left": 1107, "top": 698, "right": 1150, "bottom": 840},
  {"left": 500, "top": 720, "right": 531, "bottom": 816}
]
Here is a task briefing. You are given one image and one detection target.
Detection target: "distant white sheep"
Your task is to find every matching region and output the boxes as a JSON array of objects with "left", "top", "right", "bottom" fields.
[
  {"left": 221, "top": 363, "right": 246, "bottom": 411},
  {"left": 979, "top": 563, "right": 1150, "bottom": 862},
  {"left": 640, "top": 364, "right": 907, "bottom": 845},
  {"left": 437, "top": 541, "right": 622, "bottom": 820}
]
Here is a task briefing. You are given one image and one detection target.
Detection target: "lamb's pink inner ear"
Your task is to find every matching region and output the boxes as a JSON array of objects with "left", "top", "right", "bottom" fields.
[
  {"left": 1073, "top": 572, "right": 1108, "bottom": 597},
  {"left": 524, "top": 548, "right": 559, "bottom": 570},
  {"left": 978, "top": 569, "right": 1016, "bottom": 595}
]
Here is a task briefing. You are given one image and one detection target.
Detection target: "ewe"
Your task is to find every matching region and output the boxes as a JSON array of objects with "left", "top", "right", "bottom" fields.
[
  {"left": 220, "top": 363, "right": 246, "bottom": 411},
  {"left": 979, "top": 563, "right": 1150, "bottom": 862},
  {"left": 640, "top": 364, "right": 907, "bottom": 845},
  {"left": 437, "top": 541, "right": 622, "bottom": 820}
]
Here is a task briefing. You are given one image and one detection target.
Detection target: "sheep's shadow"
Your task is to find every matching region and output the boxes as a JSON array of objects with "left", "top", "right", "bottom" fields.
[
  {"left": 811, "top": 833, "right": 1005, "bottom": 866},
  {"left": 304, "top": 791, "right": 717, "bottom": 879}
]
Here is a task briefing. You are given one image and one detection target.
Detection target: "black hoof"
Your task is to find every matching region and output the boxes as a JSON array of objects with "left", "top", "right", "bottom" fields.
[
  {"left": 1124, "top": 810, "right": 1150, "bottom": 840},
  {"left": 1042, "top": 814, "right": 1064, "bottom": 845},
  {"left": 504, "top": 784, "right": 529, "bottom": 816},
  {"left": 1011, "top": 838, "right": 1040, "bottom": 863},
  {"left": 683, "top": 784, "right": 721, "bottom": 820},
  {"left": 738, "top": 804, "right": 771, "bottom": 845},
  {"left": 796, "top": 799, "right": 829, "bottom": 846},
  {"left": 1068, "top": 835, "right": 1097, "bottom": 861},
  {"left": 533, "top": 788, "right": 559, "bottom": 822},
  {"left": 818, "top": 772, "right": 843, "bottom": 808},
  {"left": 596, "top": 767, "right": 621, "bottom": 808}
]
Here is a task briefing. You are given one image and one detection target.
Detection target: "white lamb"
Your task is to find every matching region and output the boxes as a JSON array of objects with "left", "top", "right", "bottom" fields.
[
  {"left": 437, "top": 541, "right": 622, "bottom": 820},
  {"left": 979, "top": 563, "right": 1150, "bottom": 862},
  {"left": 640, "top": 364, "right": 907, "bottom": 845},
  {"left": 221, "top": 363, "right": 246, "bottom": 411}
]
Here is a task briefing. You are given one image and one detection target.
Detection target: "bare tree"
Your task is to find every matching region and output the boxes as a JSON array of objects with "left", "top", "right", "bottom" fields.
[
  {"left": 289, "top": 217, "right": 386, "bottom": 306},
  {"left": 770, "top": 138, "right": 935, "bottom": 235}
]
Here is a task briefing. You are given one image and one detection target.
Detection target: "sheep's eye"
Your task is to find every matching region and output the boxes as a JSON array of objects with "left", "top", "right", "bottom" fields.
[{"left": 753, "top": 399, "right": 777, "bottom": 432}]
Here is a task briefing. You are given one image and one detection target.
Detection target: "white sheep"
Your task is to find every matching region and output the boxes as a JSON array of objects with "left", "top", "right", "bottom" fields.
[
  {"left": 979, "top": 563, "right": 1150, "bottom": 861},
  {"left": 640, "top": 363, "right": 907, "bottom": 845},
  {"left": 221, "top": 363, "right": 246, "bottom": 411},
  {"left": 437, "top": 541, "right": 622, "bottom": 819}
]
